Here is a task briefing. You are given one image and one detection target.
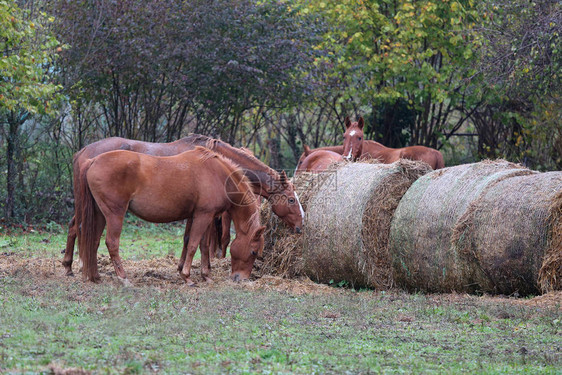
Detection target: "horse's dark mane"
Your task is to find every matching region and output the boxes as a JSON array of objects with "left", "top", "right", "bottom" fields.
[
  {"left": 194, "top": 146, "right": 254, "bottom": 206},
  {"left": 180, "top": 134, "right": 212, "bottom": 144},
  {"left": 206, "top": 138, "right": 288, "bottom": 186},
  {"left": 182, "top": 134, "right": 289, "bottom": 190}
]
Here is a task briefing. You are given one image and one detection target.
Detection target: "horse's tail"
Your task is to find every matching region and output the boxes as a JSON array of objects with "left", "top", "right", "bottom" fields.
[
  {"left": 71, "top": 151, "right": 84, "bottom": 253},
  {"left": 77, "top": 159, "right": 101, "bottom": 282},
  {"left": 435, "top": 150, "right": 445, "bottom": 170}
]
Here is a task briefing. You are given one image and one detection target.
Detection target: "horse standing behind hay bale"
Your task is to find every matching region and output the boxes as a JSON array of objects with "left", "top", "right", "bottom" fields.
[
  {"left": 389, "top": 160, "right": 536, "bottom": 294},
  {"left": 296, "top": 145, "right": 344, "bottom": 174},
  {"left": 302, "top": 160, "right": 432, "bottom": 289},
  {"left": 451, "top": 172, "right": 562, "bottom": 295}
]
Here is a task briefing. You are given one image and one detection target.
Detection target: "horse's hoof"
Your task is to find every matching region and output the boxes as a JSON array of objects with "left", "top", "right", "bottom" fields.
[
  {"left": 202, "top": 276, "right": 214, "bottom": 284},
  {"left": 65, "top": 270, "right": 74, "bottom": 277},
  {"left": 118, "top": 277, "right": 133, "bottom": 287}
]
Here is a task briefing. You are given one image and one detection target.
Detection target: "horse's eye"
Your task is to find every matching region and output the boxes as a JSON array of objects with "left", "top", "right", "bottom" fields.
[
  {"left": 358, "top": 137, "right": 362, "bottom": 140},
  {"left": 288, "top": 198, "right": 296, "bottom": 204}
]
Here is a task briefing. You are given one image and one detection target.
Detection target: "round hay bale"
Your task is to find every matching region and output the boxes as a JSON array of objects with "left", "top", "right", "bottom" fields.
[
  {"left": 451, "top": 172, "right": 562, "bottom": 295},
  {"left": 260, "top": 170, "right": 340, "bottom": 278},
  {"left": 389, "top": 160, "right": 535, "bottom": 293},
  {"left": 539, "top": 191, "right": 562, "bottom": 292},
  {"left": 302, "top": 159, "right": 432, "bottom": 289}
]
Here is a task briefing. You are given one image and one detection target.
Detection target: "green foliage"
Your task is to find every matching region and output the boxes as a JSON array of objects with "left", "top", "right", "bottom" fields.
[
  {"left": 471, "top": 0, "right": 561, "bottom": 168},
  {"left": 0, "top": 137, "right": 74, "bottom": 223},
  {"left": 299, "top": 0, "right": 485, "bottom": 146},
  {"left": 0, "top": 0, "right": 61, "bottom": 115}
]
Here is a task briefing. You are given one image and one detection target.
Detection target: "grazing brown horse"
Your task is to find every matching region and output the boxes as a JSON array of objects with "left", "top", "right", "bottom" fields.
[
  {"left": 296, "top": 145, "right": 344, "bottom": 173},
  {"left": 342, "top": 117, "right": 444, "bottom": 169},
  {"left": 78, "top": 147, "right": 265, "bottom": 285},
  {"left": 63, "top": 135, "right": 303, "bottom": 275}
]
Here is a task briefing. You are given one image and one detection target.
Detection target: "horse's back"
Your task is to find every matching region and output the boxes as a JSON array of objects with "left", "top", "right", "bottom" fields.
[
  {"left": 300, "top": 150, "right": 343, "bottom": 172},
  {"left": 86, "top": 149, "right": 228, "bottom": 222},
  {"left": 75, "top": 137, "right": 198, "bottom": 166},
  {"left": 400, "top": 146, "right": 444, "bottom": 169}
]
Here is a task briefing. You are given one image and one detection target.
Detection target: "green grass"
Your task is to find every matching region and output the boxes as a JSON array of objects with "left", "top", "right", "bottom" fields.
[
  {"left": 0, "top": 278, "right": 560, "bottom": 374},
  {"left": 0, "top": 226, "right": 561, "bottom": 374},
  {"left": 0, "top": 219, "right": 191, "bottom": 261}
]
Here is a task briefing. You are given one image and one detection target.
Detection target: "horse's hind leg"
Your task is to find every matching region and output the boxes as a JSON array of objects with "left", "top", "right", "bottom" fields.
[
  {"left": 180, "top": 213, "right": 214, "bottom": 286},
  {"left": 90, "top": 211, "right": 106, "bottom": 282},
  {"left": 61, "top": 215, "right": 77, "bottom": 276},
  {"left": 104, "top": 214, "right": 129, "bottom": 285},
  {"left": 178, "top": 218, "right": 192, "bottom": 272}
]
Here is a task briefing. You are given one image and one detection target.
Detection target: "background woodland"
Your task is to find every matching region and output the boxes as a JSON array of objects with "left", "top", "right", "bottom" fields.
[{"left": 1, "top": 0, "right": 560, "bottom": 223}]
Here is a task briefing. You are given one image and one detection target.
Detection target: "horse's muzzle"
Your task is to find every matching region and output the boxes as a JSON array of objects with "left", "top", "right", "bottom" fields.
[{"left": 295, "top": 227, "right": 301, "bottom": 234}]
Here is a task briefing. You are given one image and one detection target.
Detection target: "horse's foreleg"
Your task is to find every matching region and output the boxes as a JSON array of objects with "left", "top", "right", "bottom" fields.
[
  {"left": 208, "top": 222, "right": 217, "bottom": 260},
  {"left": 200, "top": 226, "right": 213, "bottom": 282},
  {"left": 220, "top": 211, "right": 231, "bottom": 258},
  {"left": 180, "top": 214, "right": 214, "bottom": 286},
  {"left": 104, "top": 214, "right": 129, "bottom": 285},
  {"left": 178, "top": 218, "right": 193, "bottom": 272},
  {"left": 61, "top": 215, "right": 77, "bottom": 276}
]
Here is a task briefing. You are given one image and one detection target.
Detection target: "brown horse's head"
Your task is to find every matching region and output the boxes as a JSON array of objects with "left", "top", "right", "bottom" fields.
[
  {"left": 342, "top": 116, "right": 365, "bottom": 161},
  {"left": 230, "top": 224, "right": 266, "bottom": 281},
  {"left": 268, "top": 170, "right": 304, "bottom": 233}
]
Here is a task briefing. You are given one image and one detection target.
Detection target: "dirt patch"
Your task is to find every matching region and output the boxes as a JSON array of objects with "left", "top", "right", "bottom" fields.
[
  {"left": 0, "top": 254, "right": 558, "bottom": 307},
  {"left": 48, "top": 364, "right": 91, "bottom": 375},
  {"left": 0, "top": 254, "right": 341, "bottom": 296}
]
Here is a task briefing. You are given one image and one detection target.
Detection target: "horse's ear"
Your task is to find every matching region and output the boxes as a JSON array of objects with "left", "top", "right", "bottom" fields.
[
  {"left": 358, "top": 117, "right": 365, "bottom": 130},
  {"left": 254, "top": 225, "right": 266, "bottom": 239},
  {"left": 303, "top": 144, "right": 311, "bottom": 156},
  {"left": 280, "top": 170, "right": 288, "bottom": 182},
  {"left": 345, "top": 116, "right": 351, "bottom": 129}
]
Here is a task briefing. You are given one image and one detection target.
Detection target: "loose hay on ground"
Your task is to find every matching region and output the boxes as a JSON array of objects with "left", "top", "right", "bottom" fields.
[
  {"left": 389, "top": 160, "right": 535, "bottom": 293},
  {"left": 452, "top": 172, "right": 562, "bottom": 295},
  {"left": 303, "top": 159, "right": 432, "bottom": 289}
]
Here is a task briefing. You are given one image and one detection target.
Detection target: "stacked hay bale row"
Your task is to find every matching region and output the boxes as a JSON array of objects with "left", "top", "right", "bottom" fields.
[{"left": 260, "top": 159, "right": 562, "bottom": 295}]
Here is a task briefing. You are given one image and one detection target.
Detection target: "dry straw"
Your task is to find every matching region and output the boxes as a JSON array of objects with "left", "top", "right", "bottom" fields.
[
  {"left": 539, "top": 190, "right": 562, "bottom": 292},
  {"left": 452, "top": 172, "right": 562, "bottom": 295},
  {"left": 302, "top": 159, "right": 431, "bottom": 289},
  {"left": 259, "top": 169, "right": 339, "bottom": 278},
  {"left": 389, "top": 160, "right": 535, "bottom": 293}
]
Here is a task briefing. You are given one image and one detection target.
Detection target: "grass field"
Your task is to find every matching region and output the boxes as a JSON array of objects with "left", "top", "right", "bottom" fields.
[{"left": 0, "top": 223, "right": 561, "bottom": 374}]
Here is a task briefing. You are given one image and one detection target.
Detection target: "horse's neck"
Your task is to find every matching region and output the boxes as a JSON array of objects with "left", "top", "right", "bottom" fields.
[
  {"left": 182, "top": 135, "right": 282, "bottom": 197},
  {"left": 212, "top": 142, "right": 281, "bottom": 197},
  {"left": 229, "top": 201, "right": 259, "bottom": 236}
]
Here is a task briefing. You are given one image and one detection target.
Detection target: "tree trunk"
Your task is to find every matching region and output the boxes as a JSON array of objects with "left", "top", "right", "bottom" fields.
[{"left": 5, "top": 111, "right": 26, "bottom": 220}]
